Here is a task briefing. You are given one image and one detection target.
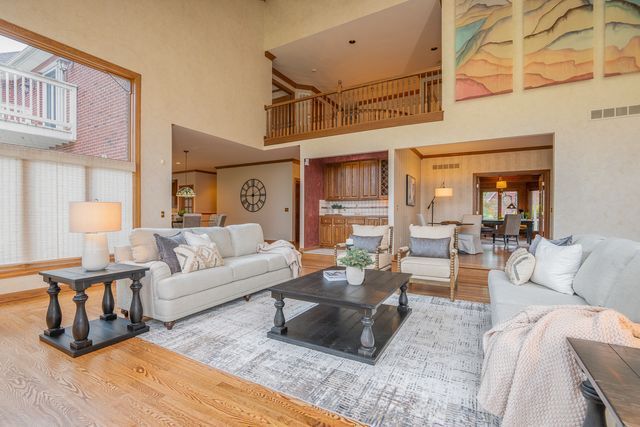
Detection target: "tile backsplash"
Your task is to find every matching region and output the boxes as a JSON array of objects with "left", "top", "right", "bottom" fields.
[{"left": 319, "top": 199, "right": 388, "bottom": 217}]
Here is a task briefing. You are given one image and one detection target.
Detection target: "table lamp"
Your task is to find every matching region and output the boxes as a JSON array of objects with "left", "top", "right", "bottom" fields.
[
  {"left": 69, "top": 201, "right": 121, "bottom": 271},
  {"left": 427, "top": 182, "right": 453, "bottom": 225}
]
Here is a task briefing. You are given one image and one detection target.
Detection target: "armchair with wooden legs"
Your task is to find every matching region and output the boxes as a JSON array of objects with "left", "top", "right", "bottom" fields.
[
  {"left": 397, "top": 224, "right": 459, "bottom": 301},
  {"left": 334, "top": 225, "right": 393, "bottom": 271}
]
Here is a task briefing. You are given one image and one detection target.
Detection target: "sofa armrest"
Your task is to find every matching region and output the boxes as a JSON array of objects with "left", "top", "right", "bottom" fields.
[
  {"left": 116, "top": 260, "right": 171, "bottom": 318},
  {"left": 114, "top": 245, "right": 133, "bottom": 263}
]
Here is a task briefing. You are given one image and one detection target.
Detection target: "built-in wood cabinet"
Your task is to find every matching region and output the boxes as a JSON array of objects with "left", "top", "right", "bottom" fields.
[
  {"left": 319, "top": 215, "right": 389, "bottom": 247},
  {"left": 323, "top": 159, "right": 386, "bottom": 201}
]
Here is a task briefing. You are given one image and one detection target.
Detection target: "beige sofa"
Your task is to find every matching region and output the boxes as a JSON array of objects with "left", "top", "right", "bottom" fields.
[{"left": 115, "top": 223, "right": 294, "bottom": 329}]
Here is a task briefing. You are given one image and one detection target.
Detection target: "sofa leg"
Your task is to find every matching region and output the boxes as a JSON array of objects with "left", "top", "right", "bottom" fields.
[
  {"left": 243, "top": 294, "right": 251, "bottom": 302},
  {"left": 164, "top": 321, "right": 176, "bottom": 330},
  {"left": 121, "top": 309, "right": 129, "bottom": 318}
]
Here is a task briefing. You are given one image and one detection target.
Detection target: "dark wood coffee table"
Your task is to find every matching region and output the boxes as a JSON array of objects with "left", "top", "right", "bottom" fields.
[{"left": 267, "top": 267, "right": 412, "bottom": 364}]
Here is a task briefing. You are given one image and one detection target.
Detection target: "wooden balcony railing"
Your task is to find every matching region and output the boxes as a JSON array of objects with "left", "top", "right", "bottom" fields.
[
  {"left": 265, "top": 67, "right": 442, "bottom": 145},
  {"left": 0, "top": 64, "right": 77, "bottom": 146}
]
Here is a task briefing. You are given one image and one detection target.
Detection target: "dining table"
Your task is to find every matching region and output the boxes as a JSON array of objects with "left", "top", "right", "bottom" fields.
[{"left": 481, "top": 218, "right": 535, "bottom": 244}]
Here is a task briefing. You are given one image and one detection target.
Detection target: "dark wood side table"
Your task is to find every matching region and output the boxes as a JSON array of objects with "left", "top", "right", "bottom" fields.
[
  {"left": 39, "top": 263, "right": 149, "bottom": 357},
  {"left": 568, "top": 338, "right": 640, "bottom": 427}
]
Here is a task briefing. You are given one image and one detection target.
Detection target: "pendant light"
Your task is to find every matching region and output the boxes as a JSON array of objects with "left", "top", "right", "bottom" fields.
[
  {"left": 496, "top": 177, "right": 507, "bottom": 190},
  {"left": 176, "top": 150, "right": 196, "bottom": 198}
]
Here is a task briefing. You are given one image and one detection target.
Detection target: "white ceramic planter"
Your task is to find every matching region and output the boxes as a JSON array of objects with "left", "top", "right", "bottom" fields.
[{"left": 346, "top": 266, "right": 365, "bottom": 285}]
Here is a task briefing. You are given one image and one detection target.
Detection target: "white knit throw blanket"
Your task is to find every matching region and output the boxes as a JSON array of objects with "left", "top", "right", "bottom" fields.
[
  {"left": 478, "top": 305, "right": 640, "bottom": 427},
  {"left": 257, "top": 240, "right": 302, "bottom": 278}
]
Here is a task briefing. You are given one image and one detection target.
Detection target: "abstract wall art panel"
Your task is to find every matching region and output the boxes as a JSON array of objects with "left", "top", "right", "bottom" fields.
[
  {"left": 455, "top": 0, "right": 513, "bottom": 101},
  {"left": 604, "top": 0, "right": 640, "bottom": 76},
  {"left": 523, "top": 0, "right": 594, "bottom": 89}
]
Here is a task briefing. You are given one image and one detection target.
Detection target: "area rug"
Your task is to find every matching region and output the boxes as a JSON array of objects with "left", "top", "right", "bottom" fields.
[{"left": 141, "top": 291, "right": 500, "bottom": 426}]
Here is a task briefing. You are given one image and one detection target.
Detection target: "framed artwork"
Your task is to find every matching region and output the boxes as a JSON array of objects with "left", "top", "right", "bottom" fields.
[
  {"left": 524, "top": 0, "right": 594, "bottom": 89},
  {"left": 455, "top": 0, "right": 513, "bottom": 101},
  {"left": 604, "top": 0, "right": 640, "bottom": 77},
  {"left": 406, "top": 175, "right": 416, "bottom": 207}
]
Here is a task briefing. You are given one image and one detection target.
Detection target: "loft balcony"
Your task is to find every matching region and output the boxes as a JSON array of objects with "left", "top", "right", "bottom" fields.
[
  {"left": 0, "top": 64, "right": 77, "bottom": 149},
  {"left": 264, "top": 67, "right": 442, "bottom": 145}
]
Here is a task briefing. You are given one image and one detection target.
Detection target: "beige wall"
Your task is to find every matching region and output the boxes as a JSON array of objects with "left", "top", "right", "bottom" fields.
[
  {"left": 420, "top": 149, "right": 553, "bottom": 225},
  {"left": 1, "top": 0, "right": 271, "bottom": 229},
  {"left": 298, "top": 0, "right": 640, "bottom": 245},
  {"left": 216, "top": 162, "right": 295, "bottom": 241},
  {"left": 264, "top": 0, "right": 407, "bottom": 50},
  {"left": 394, "top": 149, "right": 422, "bottom": 250},
  {"left": 172, "top": 171, "right": 217, "bottom": 213}
]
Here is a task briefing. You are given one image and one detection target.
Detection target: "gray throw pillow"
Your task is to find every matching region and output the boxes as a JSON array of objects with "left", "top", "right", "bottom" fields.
[
  {"left": 154, "top": 233, "right": 186, "bottom": 274},
  {"left": 529, "top": 235, "right": 572, "bottom": 255},
  {"left": 350, "top": 235, "right": 383, "bottom": 253},
  {"left": 410, "top": 237, "right": 451, "bottom": 259}
]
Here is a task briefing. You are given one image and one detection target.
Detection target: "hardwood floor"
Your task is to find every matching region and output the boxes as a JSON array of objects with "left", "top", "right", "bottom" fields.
[
  {"left": 0, "top": 245, "right": 511, "bottom": 425},
  {"left": 0, "top": 288, "right": 360, "bottom": 426}
]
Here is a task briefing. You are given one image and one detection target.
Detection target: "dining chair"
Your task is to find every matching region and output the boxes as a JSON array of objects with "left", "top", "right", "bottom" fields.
[
  {"left": 215, "top": 214, "right": 227, "bottom": 227},
  {"left": 458, "top": 214, "right": 483, "bottom": 254},
  {"left": 493, "top": 214, "right": 521, "bottom": 248},
  {"left": 182, "top": 213, "right": 202, "bottom": 228}
]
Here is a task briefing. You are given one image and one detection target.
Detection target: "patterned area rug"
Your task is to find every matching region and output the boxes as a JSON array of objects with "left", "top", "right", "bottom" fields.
[{"left": 141, "top": 291, "right": 500, "bottom": 426}]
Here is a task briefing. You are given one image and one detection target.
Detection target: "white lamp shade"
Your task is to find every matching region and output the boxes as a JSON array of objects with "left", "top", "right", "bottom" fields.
[
  {"left": 69, "top": 202, "right": 121, "bottom": 233},
  {"left": 435, "top": 187, "right": 453, "bottom": 198}
]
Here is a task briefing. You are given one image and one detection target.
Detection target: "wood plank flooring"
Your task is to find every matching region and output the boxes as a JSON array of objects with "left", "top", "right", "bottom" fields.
[{"left": 0, "top": 245, "right": 510, "bottom": 425}]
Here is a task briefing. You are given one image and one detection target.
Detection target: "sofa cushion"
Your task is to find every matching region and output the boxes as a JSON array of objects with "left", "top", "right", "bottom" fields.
[
  {"left": 155, "top": 266, "right": 234, "bottom": 300},
  {"left": 352, "top": 224, "right": 390, "bottom": 248},
  {"left": 531, "top": 239, "right": 582, "bottom": 295},
  {"left": 174, "top": 243, "right": 224, "bottom": 273},
  {"left": 228, "top": 224, "right": 264, "bottom": 257},
  {"left": 224, "top": 255, "right": 269, "bottom": 280},
  {"left": 572, "top": 234, "right": 607, "bottom": 264},
  {"left": 410, "top": 237, "right": 450, "bottom": 259},
  {"left": 409, "top": 224, "right": 456, "bottom": 250},
  {"left": 401, "top": 256, "right": 450, "bottom": 278},
  {"left": 130, "top": 228, "right": 184, "bottom": 262},
  {"left": 190, "top": 227, "right": 234, "bottom": 258},
  {"left": 350, "top": 235, "right": 383, "bottom": 253},
  {"left": 504, "top": 248, "right": 536, "bottom": 285},
  {"left": 154, "top": 233, "right": 186, "bottom": 274},
  {"left": 488, "top": 270, "right": 588, "bottom": 326},
  {"left": 528, "top": 235, "right": 572, "bottom": 255},
  {"left": 573, "top": 238, "right": 640, "bottom": 322},
  {"left": 255, "top": 253, "right": 289, "bottom": 272}
]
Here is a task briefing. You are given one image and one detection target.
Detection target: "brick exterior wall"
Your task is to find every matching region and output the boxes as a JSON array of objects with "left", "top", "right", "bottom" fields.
[{"left": 52, "top": 61, "right": 130, "bottom": 161}]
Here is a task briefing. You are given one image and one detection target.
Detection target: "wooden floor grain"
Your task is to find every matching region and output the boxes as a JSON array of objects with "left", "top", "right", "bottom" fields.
[{"left": 0, "top": 287, "right": 361, "bottom": 426}]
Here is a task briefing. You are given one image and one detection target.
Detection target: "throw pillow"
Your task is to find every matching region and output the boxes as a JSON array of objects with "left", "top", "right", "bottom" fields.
[
  {"left": 173, "top": 243, "right": 224, "bottom": 274},
  {"left": 529, "top": 235, "right": 573, "bottom": 255},
  {"left": 504, "top": 248, "right": 536, "bottom": 285},
  {"left": 184, "top": 231, "right": 213, "bottom": 247},
  {"left": 154, "top": 233, "right": 186, "bottom": 274},
  {"left": 410, "top": 237, "right": 451, "bottom": 259},
  {"left": 350, "top": 235, "right": 383, "bottom": 253},
  {"left": 531, "top": 238, "right": 583, "bottom": 294}
]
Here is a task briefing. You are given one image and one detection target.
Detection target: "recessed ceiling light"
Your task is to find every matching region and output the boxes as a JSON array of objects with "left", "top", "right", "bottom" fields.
[
  {"left": 348, "top": 40, "right": 356, "bottom": 44},
  {"left": 431, "top": 46, "right": 438, "bottom": 51},
  {"left": 312, "top": 68, "right": 317, "bottom": 72},
  {"left": 176, "top": 162, "right": 181, "bottom": 165}
]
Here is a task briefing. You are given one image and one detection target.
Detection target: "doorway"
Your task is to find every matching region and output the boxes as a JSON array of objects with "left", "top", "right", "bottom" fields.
[
  {"left": 472, "top": 170, "right": 551, "bottom": 237},
  {"left": 294, "top": 178, "right": 300, "bottom": 246}
]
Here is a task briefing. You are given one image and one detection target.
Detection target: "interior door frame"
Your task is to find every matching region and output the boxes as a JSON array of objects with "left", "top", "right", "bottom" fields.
[{"left": 472, "top": 169, "right": 552, "bottom": 237}]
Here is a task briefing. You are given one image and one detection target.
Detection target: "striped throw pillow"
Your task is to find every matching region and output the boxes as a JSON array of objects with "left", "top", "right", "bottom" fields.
[{"left": 505, "top": 248, "right": 536, "bottom": 285}]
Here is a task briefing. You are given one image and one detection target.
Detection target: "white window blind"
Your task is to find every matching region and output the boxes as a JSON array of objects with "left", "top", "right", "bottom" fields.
[{"left": 0, "top": 156, "right": 133, "bottom": 266}]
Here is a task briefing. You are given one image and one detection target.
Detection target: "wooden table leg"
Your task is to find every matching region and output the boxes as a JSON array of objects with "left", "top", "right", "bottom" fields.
[
  {"left": 271, "top": 293, "right": 287, "bottom": 335},
  {"left": 70, "top": 290, "right": 92, "bottom": 350},
  {"left": 127, "top": 276, "right": 147, "bottom": 332},
  {"left": 100, "top": 280, "right": 117, "bottom": 321},
  {"left": 358, "top": 309, "right": 376, "bottom": 358},
  {"left": 398, "top": 282, "right": 409, "bottom": 313},
  {"left": 44, "top": 279, "right": 64, "bottom": 337},
  {"left": 581, "top": 380, "right": 606, "bottom": 427}
]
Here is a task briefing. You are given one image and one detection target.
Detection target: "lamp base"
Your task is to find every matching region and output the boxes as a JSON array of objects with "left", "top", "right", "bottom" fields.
[{"left": 82, "top": 232, "right": 110, "bottom": 271}]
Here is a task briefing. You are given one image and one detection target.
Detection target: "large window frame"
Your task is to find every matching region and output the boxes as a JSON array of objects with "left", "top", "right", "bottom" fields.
[{"left": 0, "top": 18, "right": 141, "bottom": 279}]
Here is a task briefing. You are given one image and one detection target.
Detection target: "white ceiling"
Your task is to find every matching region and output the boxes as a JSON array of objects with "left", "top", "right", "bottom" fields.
[
  {"left": 271, "top": 0, "right": 441, "bottom": 92},
  {"left": 172, "top": 125, "right": 299, "bottom": 173},
  {"left": 415, "top": 134, "right": 554, "bottom": 157}
]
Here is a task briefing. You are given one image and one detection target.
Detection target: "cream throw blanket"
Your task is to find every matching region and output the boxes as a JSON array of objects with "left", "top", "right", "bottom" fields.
[
  {"left": 478, "top": 305, "right": 640, "bottom": 427},
  {"left": 257, "top": 240, "right": 302, "bottom": 278}
]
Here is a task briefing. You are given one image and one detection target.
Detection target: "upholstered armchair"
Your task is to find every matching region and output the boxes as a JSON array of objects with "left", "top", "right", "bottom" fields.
[
  {"left": 334, "top": 225, "right": 393, "bottom": 271},
  {"left": 398, "top": 224, "right": 459, "bottom": 301}
]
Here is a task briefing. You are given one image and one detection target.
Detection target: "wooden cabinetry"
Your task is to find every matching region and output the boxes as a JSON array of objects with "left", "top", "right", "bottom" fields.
[
  {"left": 323, "top": 159, "right": 385, "bottom": 200},
  {"left": 319, "top": 215, "right": 389, "bottom": 247}
]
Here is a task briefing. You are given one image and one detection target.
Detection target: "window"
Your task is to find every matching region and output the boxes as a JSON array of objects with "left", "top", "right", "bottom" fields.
[{"left": 482, "top": 191, "right": 498, "bottom": 219}]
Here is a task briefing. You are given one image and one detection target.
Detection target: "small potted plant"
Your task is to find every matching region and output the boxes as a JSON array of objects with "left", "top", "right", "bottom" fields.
[
  {"left": 339, "top": 247, "right": 370, "bottom": 285},
  {"left": 331, "top": 203, "right": 343, "bottom": 214}
]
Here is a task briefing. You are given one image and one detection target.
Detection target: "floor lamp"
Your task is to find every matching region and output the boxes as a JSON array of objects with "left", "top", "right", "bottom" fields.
[{"left": 426, "top": 182, "right": 453, "bottom": 225}]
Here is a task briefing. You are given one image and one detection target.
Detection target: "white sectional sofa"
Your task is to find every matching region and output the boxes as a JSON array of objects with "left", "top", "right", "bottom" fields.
[
  {"left": 489, "top": 234, "right": 640, "bottom": 326},
  {"left": 115, "top": 223, "right": 294, "bottom": 328}
]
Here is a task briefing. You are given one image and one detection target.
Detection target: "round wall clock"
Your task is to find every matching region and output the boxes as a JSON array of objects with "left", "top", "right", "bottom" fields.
[{"left": 240, "top": 179, "right": 266, "bottom": 212}]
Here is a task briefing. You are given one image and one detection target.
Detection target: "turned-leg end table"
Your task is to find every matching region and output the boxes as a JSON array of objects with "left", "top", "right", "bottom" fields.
[{"left": 39, "top": 263, "right": 150, "bottom": 357}]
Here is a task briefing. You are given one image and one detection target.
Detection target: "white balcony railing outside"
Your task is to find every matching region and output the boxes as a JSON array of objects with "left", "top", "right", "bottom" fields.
[{"left": 0, "top": 64, "right": 77, "bottom": 145}]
